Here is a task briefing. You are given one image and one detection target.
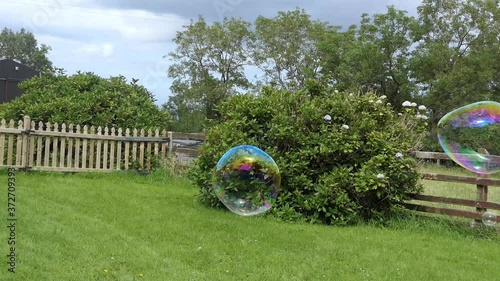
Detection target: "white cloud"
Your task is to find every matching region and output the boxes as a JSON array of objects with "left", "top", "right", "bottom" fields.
[
  {"left": 0, "top": 0, "right": 188, "bottom": 43},
  {"left": 76, "top": 43, "right": 114, "bottom": 58},
  {"left": 101, "top": 44, "right": 114, "bottom": 57}
]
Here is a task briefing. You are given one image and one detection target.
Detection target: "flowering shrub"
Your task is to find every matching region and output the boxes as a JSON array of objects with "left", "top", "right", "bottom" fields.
[{"left": 190, "top": 81, "right": 428, "bottom": 224}]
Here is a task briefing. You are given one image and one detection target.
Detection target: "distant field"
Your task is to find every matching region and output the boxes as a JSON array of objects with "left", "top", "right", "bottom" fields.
[{"left": 0, "top": 169, "right": 498, "bottom": 280}]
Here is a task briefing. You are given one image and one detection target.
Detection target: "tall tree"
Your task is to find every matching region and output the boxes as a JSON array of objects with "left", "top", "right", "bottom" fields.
[
  {"left": 411, "top": 0, "right": 500, "bottom": 122},
  {"left": 318, "top": 24, "right": 357, "bottom": 87},
  {"left": 166, "top": 16, "right": 253, "bottom": 127},
  {"left": 253, "top": 8, "right": 335, "bottom": 90},
  {"left": 0, "top": 27, "right": 53, "bottom": 72},
  {"left": 320, "top": 6, "right": 418, "bottom": 109}
]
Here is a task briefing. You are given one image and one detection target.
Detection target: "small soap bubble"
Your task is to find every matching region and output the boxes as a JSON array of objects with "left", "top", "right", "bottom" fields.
[
  {"left": 482, "top": 212, "right": 497, "bottom": 227},
  {"left": 437, "top": 101, "right": 500, "bottom": 174},
  {"left": 213, "top": 145, "right": 281, "bottom": 216}
]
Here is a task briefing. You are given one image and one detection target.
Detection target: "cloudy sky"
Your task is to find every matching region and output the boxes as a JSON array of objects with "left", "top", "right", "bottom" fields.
[{"left": 0, "top": 0, "right": 421, "bottom": 106}]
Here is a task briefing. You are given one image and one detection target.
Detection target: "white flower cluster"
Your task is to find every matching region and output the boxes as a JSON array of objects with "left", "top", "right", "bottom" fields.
[
  {"left": 402, "top": 101, "right": 429, "bottom": 121},
  {"left": 402, "top": 101, "right": 417, "bottom": 107},
  {"left": 402, "top": 101, "right": 427, "bottom": 110},
  {"left": 416, "top": 114, "right": 428, "bottom": 120},
  {"left": 373, "top": 95, "right": 387, "bottom": 105}
]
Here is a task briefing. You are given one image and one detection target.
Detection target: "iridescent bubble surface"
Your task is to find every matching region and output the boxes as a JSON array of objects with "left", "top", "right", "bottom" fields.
[
  {"left": 213, "top": 145, "right": 281, "bottom": 216},
  {"left": 437, "top": 101, "right": 500, "bottom": 174},
  {"left": 482, "top": 212, "right": 497, "bottom": 227}
]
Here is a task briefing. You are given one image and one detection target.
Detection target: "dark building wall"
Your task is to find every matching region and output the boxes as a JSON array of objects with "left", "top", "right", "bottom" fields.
[
  {"left": 0, "top": 59, "right": 40, "bottom": 103},
  {"left": 1, "top": 80, "right": 23, "bottom": 102}
]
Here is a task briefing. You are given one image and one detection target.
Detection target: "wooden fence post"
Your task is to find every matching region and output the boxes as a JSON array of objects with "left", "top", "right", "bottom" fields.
[
  {"left": 168, "top": 131, "right": 173, "bottom": 157},
  {"left": 21, "top": 115, "right": 30, "bottom": 169},
  {"left": 15, "top": 120, "right": 23, "bottom": 166},
  {"left": 52, "top": 123, "right": 59, "bottom": 168},
  {"left": 475, "top": 148, "right": 489, "bottom": 224},
  {"left": 0, "top": 119, "right": 5, "bottom": 166}
]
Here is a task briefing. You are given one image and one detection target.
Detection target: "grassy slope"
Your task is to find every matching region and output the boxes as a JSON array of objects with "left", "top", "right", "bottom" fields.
[{"left": 0, "top": 169, "right": 498, "bottom": 281}]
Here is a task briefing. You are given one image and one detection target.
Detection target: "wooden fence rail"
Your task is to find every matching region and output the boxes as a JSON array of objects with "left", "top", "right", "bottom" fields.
[
  {"left": 409, "top": 150, "right": 500, "bottom": 225},
  {"left": 0, "top": 116, "right": 204, "bottom": 172},
  {"left": 413, "top": 151, "right": 500, "bottom": 167}
]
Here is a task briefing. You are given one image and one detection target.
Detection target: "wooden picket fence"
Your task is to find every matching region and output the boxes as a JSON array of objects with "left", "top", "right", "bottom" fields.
[{"left": 0, "top": 116, "right": 204, "bottom": 172}]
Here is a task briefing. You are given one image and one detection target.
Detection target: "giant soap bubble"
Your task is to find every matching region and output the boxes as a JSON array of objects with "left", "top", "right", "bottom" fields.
[
  {"left": 482, "top": 212, "right": 497, "bottom": 227},
  {"left": 437, "top": 101, "right": 500, "bottom": 174},
  {"left": 213, "top": 145, "right": 281, "bottom": 216}
]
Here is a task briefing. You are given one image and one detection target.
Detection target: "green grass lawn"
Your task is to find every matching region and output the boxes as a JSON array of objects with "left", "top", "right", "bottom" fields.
[{"left": 0, "top": 169, "right": 499, "bottom": 281}]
